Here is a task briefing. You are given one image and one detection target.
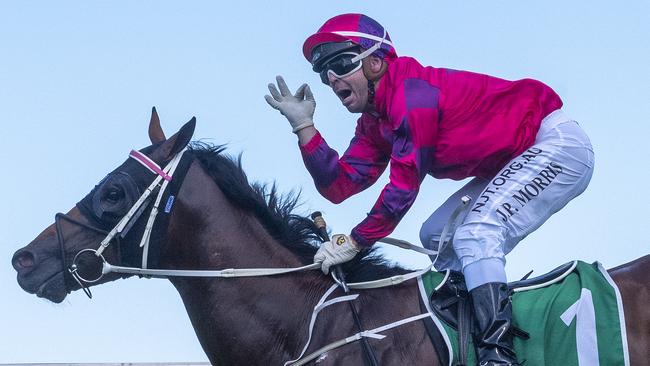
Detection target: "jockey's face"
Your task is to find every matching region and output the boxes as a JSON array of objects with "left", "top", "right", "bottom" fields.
[
  {"left": 327, "top": 67, "right": 370, "bottom": 113},
  {"left": 327, "top": 54, "right": 385, "bottom": 114}
]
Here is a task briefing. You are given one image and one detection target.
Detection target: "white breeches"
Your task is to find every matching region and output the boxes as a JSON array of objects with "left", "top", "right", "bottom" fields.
[{"left": 419, "top": 110, "right": 595, "bottom": 279}]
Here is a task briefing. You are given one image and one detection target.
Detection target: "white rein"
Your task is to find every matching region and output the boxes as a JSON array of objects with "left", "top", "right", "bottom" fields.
[{"left": 74, "top": 147, "right": 472, "bottom": 365}]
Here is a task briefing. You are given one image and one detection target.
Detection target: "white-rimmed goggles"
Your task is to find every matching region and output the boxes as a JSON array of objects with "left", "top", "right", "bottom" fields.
[{"left": 316, "top": 31, "right": 391, "bottom": 85}]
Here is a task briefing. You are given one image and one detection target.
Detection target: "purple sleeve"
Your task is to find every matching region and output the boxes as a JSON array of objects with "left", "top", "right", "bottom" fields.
[
  {"left": 351, "top": 78, "right": 440, "bottom": 247},
  {"left": 300, "top": 121, "right": 390, "bottom": 204}
]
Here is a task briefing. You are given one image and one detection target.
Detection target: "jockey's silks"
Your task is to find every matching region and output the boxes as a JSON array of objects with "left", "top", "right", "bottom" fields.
[{"left": 300, "top": 57, "right": 562, "bottom": 246}]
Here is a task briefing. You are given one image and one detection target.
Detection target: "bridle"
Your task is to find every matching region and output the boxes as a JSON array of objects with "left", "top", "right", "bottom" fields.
[
  {"left": 56, "top": 147, "right": 323, "bottom": 293},
  {"left": 56, "top": 147, "right": 189, "bottom": 297},
  {"left": 53, "top": 145, "right": 473, "bottom": 366}
]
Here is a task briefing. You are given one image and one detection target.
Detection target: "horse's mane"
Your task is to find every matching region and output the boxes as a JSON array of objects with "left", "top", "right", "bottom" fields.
[{"left": 188, "top": 142, "right": 407, "bottom": 282}]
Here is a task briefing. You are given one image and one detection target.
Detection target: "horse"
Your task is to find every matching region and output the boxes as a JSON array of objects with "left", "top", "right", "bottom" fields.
[{"left": 11, "top": 111, "right": 650, "bottom": 365}]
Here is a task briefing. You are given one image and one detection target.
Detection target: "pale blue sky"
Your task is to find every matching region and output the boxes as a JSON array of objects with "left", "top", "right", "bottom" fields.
[{"left": 1, "top": 1, "right": 648, "bottom": 363}]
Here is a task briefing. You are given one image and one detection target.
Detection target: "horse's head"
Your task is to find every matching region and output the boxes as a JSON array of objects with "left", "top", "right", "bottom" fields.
[{"left": 12, "top": 109, "right": 195, "bottom": 303}]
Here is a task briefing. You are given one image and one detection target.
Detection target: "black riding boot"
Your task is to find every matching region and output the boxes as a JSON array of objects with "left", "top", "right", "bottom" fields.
[{"left": 470, "top": 282, "right": 519, "bottom": 366}]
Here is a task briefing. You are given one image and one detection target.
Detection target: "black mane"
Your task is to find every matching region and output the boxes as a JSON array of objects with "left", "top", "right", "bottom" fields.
[{"left": 188, "top": 142, "right": 407, "bottom": 282}]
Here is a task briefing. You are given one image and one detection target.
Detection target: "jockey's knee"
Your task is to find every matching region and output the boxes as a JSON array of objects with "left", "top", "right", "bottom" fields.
[
  {"left": 420, "top": 207, "right": 449, "bottom": 249},
  {"left": 419, "top": 222, "right": 442, "bottom": 250}
]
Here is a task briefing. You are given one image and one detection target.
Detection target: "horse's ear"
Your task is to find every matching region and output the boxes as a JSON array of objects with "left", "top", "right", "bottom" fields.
[
  {"left": 155, "top": 117, "right": 196, "bottom": 162},
  {"left": 149, "top": 106, "right": 166, "bottom": 143}
]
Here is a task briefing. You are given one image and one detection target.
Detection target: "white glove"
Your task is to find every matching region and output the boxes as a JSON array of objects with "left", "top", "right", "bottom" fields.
[
  {"left": 314, "top": 234, "right": 360, "bottom": 275},
  {"left": 265, "top": 75, "right": 316, "bottom": 133}
]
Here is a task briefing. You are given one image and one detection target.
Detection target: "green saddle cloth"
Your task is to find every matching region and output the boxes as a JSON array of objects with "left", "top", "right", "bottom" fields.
[{"left": 418, "top": 261, "right": 629, "bottom": 366}]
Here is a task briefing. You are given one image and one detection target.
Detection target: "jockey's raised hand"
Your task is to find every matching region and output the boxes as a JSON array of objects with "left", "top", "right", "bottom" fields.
[
  {"left": 265, "top": 75, "right": 316, "bottom": 134},
  {"left": 314, "top": 234, "right": 360, "bottom": 274}
]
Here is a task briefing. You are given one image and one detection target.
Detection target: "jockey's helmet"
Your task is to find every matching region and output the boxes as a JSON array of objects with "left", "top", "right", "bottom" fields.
[{"left": 302, "top": 13, "right": 397, "bottom": 72}]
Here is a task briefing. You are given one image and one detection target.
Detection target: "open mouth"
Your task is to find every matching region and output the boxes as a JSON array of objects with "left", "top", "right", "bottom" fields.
[{"left": 336, "top": 89, "right": 352, "bottom": 103}]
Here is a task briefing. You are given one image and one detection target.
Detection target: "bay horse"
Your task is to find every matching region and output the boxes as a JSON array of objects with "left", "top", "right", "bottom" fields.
[{"left": 11, "top": 111, "right": 650, "bottom": 365}]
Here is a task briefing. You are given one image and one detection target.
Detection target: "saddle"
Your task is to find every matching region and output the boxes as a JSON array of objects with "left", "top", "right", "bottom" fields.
[{"left": 428, "top": 262, "right": 574, "bottom": 365}]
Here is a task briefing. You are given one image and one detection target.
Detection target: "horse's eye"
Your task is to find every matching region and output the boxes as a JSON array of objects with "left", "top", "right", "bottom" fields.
[{"left": 103, "top": 188, "right": 124, "bottom": 204}]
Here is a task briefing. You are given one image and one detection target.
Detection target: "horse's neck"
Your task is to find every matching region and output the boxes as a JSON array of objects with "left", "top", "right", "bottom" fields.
[
  {"left": 164, "top": 164, "right": 330, "bottom": 364},
  {"left": 170, "top": 216, "right": 328, "bottom": 364}
]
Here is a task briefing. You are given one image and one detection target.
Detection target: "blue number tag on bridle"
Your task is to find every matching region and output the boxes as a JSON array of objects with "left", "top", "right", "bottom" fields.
[{"left": 164, "top": 195, "right": 175, "bottom": 213}]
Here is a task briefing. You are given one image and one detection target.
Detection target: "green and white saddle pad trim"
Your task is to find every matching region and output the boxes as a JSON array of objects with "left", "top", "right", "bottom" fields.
[{"left": 417, "top": 261, "right": 630, "bottom": 366}]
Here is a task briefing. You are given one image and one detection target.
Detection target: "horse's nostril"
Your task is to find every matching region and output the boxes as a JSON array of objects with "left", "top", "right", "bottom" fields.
[{"left": 12, "top": 250, "right": 35, "bottom": 271}]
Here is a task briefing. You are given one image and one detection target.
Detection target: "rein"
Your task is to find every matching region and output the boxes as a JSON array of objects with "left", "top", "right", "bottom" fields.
[{"left": 63, "top": 146, "right": 472, "bottom": 365}]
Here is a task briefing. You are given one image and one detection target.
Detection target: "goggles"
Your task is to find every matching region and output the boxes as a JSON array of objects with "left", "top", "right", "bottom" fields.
[
  {"left": 314, "top": 31, "right": 389, "bottom": 85},
  {"left": 317, "top": 52, "right": 363, "bottom": 84}
]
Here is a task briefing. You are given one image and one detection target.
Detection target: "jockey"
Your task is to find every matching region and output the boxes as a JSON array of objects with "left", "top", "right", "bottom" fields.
[{"left": 265, "top": 13, "right": 594, "bottom": 366}]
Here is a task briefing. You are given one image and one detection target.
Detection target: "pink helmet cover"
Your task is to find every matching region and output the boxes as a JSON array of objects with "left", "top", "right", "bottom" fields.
[{"left": 302, "top": 13, "right": 397, "bottom": 62}]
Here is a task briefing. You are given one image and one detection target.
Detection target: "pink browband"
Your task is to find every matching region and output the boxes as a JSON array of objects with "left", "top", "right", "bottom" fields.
[{"left": 129, "top": 150, "right": 172, "bottom": 181}]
